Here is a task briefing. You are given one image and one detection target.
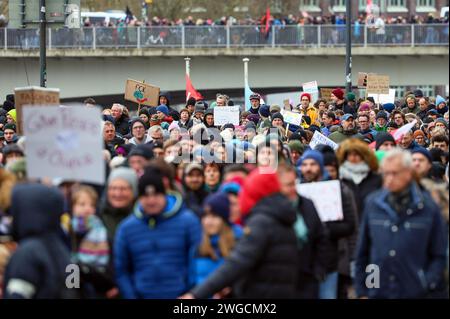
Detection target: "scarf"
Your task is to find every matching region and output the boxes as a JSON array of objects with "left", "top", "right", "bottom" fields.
[
  {"left": 339, "top": 161, "right": 370, "bottom": 185},
  {"left": 72, "top": 215, "right": 109, "bottom": 267}
]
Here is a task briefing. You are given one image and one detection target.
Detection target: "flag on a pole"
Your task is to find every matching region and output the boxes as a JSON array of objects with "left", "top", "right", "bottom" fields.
[
  {"left": 186, "top": 74, "right": 203, "bottom": 102},
  {"left": 260, "top": 7, "right": 271, "bottom": 38}
]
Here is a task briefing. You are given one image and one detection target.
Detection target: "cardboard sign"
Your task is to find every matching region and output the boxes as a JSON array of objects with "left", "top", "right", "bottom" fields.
[
  {"left": 124, "top": 79, "right": 160, "bottom": 107},
  {"left": 214, "top": 106, "right": 240, "bottom": 126},
  {"left": 368, "top": 89, "right": 396, "bottom": 105},
  {"left": 296, "top": 180, "right": 343, "bottom": 222},
  {"left": 302, "top": 81, "right": 319, "bottom": 102},
  {"left": 320, "top": 88, "right": 333, "bottom": 102},
  {"left": 281, "top": 110, "right": 302, "bottom": 126},
  {"left": 309, "top": 130, "right": 339, "bottom": 150},
  {"left": 366, "top": 74, "right": 390, "bottom": 94},
  {"left": 23, "top": 105, "right": 105, "bottom": 185},
  {"left": 357, "top": 72, "right": 368, "bottom": 88},
  {"left": 14, "top": 86, "right": 60, "bottom": 135}
]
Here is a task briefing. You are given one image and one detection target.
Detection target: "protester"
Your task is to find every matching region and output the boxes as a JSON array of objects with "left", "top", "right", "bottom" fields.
[
  {"left": 329, "top": 114, "right": 364, "bottom": 143},
  {"left": 111, "top": 104, "right": 130, "bottom": 136}
]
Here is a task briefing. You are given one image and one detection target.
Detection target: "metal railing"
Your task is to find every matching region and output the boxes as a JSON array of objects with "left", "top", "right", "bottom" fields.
[{"left": 1, "top": 24, "right": 448, "bottom": 50}]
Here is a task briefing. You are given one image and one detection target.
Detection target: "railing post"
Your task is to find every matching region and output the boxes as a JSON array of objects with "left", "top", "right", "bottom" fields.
[
  {"left": 272, "top": 25, "right": 275, "bottom": 48},
  {"left": 4, "top": 28, "right": 7, "bottom": 50},
  {"left": 92, "top": 27, "right": 96, "bottom": 50},
  {"left": 48, "top": 27, "right": 51, "bottom": 50},
  {"left": 181, "top": 25, "right": 185, "bottom": 49},
  {"left": 364, "top": 24, "right": 368, "bottom": 47},
  {"left": 411, "top": 24, "right": 415, "bottom": 47},
  {"left": 317, "top": 25, "right": 321, "bottom": 48},
  {"left": 226, "top": 25, "right": 230, "bottom": 49},
  {"left": 137, "top": 26, "right": 141, "bottom": 49}
]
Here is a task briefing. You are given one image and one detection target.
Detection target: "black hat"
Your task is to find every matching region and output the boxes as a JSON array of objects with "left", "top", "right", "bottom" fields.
[
  {"left": 413, "top": 89, "right": 424, "bottom": 98},
  {"left": 3, "top": 123, "right": 16, "bottom": 132},
  {"left": 222, "top": 123, "right": 235, "bottom": 130},
  {"left": 2, "top": 144, "right": 24, "bottom": 157},
  {"left": 376, "top": 111, "right": 388, "bottom": 121},
  {"left": 271, "top": 112, "right": 284, "bottom": 122},
  {"left": 128, "top": 144, "right": 154, "bottom": 160},
  {"left": 195, "top": 101, "right": 206, "bottom": 113},
  {"left": 186, "top": 97, "right": 196, "bottom": 107},
  {"left": 375, "top": 132, "right": 396, "bottom": 150},
  {"left": 138, "top": 167, "right": 166, "bottom": 196}
]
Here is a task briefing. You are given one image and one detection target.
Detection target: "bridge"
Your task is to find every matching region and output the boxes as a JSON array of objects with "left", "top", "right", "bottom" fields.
[{"left": 0, "top": 24, "right": 448, "bottom": 105}]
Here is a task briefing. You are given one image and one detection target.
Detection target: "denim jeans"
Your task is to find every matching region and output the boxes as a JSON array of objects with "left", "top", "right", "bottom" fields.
[{"left": 319, "top": 271, "right": 339, "bottom": 299}]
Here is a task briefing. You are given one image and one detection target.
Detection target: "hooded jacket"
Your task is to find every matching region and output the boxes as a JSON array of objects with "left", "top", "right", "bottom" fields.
[
  {"left": 190, "top": 171, "right": 299, "bottom": 298},
  {"left": 114, "top": 192, "right": 201, "bottom": 299},
  {"left": 3, "top": 184, "right": 74, "bottom": 299},
  {"left": 329, "top": 127, "right": 364, "bottom": 144}
]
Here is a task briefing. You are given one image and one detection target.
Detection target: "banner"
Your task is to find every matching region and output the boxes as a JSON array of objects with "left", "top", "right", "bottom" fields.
[
  {"left": 309, "top": 130, "right": 339, "bottom": 150},
  {"left": 124, "top": 79, "right": 160, "bottom": 107},
  {"left": 14, "top": 86, "right": 60, "bottom": 135},
  {"left": 23, "top": 105, "right": 105, "bottom": 185},
  {"left": 214, "top": 106, "right": 240, "bottom": 126},
  {"left": 296, "top": 180, "right": 343, "bottom": 222}
]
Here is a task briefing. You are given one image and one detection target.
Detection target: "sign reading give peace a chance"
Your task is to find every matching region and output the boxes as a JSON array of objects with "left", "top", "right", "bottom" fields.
[
  {"left": 124, "top": 79, "right": 160, "bottom": 107},
  {"left": 23, "top": 105, "right": 105, "bottom": 185}
]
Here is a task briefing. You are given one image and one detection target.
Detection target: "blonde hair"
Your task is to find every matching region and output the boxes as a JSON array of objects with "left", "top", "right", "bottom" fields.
[
  {"left": 198, "top": 214, "right": 236, "bottom": 260},
  {"left": 71, "top": 185, "right": 98, "bottom": 209}
]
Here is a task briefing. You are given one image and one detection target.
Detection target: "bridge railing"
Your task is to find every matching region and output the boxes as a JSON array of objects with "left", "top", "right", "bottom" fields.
[{"left": 0, "top": 24, "right": 448, "bottom": 50}]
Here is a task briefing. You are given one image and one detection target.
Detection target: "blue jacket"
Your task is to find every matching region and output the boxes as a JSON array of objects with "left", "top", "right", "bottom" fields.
[
  {"left": 114, "top": 192, "right": 201, "bottom": 299},
  {"left": 354, "top": 183, "right": 447, "bottom": 299},
  {"left": 192, "top": 224, "right": 243, "bottom": 286}
]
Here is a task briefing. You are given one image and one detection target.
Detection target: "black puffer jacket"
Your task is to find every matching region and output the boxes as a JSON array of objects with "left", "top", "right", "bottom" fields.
[
  {"left": 3, "top": 183, "right": 76, "bottom": 299},
  {"left": 190, "top": 193, "right": 299, "bottom": 299},
  {"left": 114, "top": 114, "right": 130, "bottom": 136}
]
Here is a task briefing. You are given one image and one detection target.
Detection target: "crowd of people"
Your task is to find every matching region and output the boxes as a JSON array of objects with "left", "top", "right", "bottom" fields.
[{"left": 0, "top": 86, "right": 448, "bottom": 299}]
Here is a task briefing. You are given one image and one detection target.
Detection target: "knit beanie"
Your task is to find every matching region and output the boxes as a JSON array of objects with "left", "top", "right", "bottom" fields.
[
  {"left": 296, "top": 150, "right": 325, "bottom": 173},
  {"left": 411, "top": 146, "right": 432, "bottom": 163},
  {"left": 156, "top": 105, "right": 169, "bottom": 116},
  {"left": 203, "top": 192, "right": 231, "bottom": 224},
  {"left": 375, "top": 132, "right": 396, "bottom": 150},
  {"left": 271, "top": 112, "right": 284, "bottom": 123},
  {"left": 138, "top": 167, "right": 166, "bottom": 197},
  {"left": 288, "top": 140, "right": 304, "bottom": 154},
  {"left": 332, "top": 88, "right": 345, "bottom": 100},
  {"left": 259, "top": 104, "right": 271, "bottom": 118},
  {"left": 107, "top": 167, "right": 138, "bottom": 197}
]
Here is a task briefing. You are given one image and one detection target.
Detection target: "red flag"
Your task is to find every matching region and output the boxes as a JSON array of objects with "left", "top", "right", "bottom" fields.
[
  {"left": 260, "top": 7, "right": 271, "bottom": 36},
  {"left": 186, "top": 74, "right": 203, "bottom": 102}
]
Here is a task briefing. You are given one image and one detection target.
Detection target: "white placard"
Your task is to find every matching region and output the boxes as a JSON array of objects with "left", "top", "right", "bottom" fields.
[
  {"left": 368, "top": 89, "right": 396, "bottom": 105},
  {"left": 309, "top": 130, "right": 339, "bottom": 150},
  {"left": 214, "top": 106, "right": 240, "bottom": 126},
  {"left": 302, "top": 81, "right": 319, "bottom": 102},
  {"left": 281, "top": 110, "right": 302, "bottom": 126},
  {"left": 296, "top": 180, "right": 343, "bottom": 222},
  {"left": 23, "top": 105, "right": 105, "bottom": 184}
]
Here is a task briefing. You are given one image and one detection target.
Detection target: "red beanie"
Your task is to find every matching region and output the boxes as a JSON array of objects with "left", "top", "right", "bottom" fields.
[
  {"left": 300, "top": 92, "right": 312, "bottom": 102},
  {"left": 239, "top": 169, "right": 281, "bottom": 217},
  {"left": 332, "top": 88, "right": 345, "bottom": 100}
]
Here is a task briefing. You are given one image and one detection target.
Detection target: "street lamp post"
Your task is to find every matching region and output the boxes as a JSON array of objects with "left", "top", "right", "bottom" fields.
[
  {"left": 345, "top": 0, "right": 352, "bottom": 93},
  {"left": 39, "top": 0, "right": 47, "bottom": 87}
]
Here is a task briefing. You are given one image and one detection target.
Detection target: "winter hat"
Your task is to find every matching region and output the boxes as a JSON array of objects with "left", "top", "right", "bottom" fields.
[
  {"left": 7, "top": 109, "right": 16, "bottom": 122},
  {"left": 376, "top": 111, "right": 388, "bottom": 121},
  {"left": 259, "top": 104, "right": 271, "bottom": 118},
  {"left": 2, "top": 100, "right": 14, "bottom": 112},
  {"left": 271, "top": 112, "right": 284, "bottom": 123},
  {"left": 375, "top": 132, "right": 396, "bottom": 150},
  {"left": 238, "top": 169, "right": 281, "bottom": 216},
  {"left": 128, "top": 144, "right": 154, "bottom": 161},
  {"left": 138, "top": 107, "right": 149, "bottom": 117},
  {"left": 138, "top": 167, "right": 166, "bottom": 196},
  {"left": 156, "top": 105, "right": 169, "bottom": 116},
  {"left": 246, "top": 114, "right": 260, "bottom": 125},
  {"left": 413, "top": 89, "right": 424, "bottom": 98},
  {"left": 288, "top": 140, "right": 305, "bottom": 154},
  {"left": 413, "top": 130, "right": 425, "bottom": 139},
  {"left": 244, "top": 121, "right": 257, "bottom": 131},
  {"left": 195, "top": 102, "right": 206, "bottom": 114},
  {"left": 107, "top": 167, "right": 138, "bottom": 197},
  {"left": 204, "top": 108, "right": 214, "bottom": 116},
  {"left": 359, "top": 103, "right": 371, "bottom": 112},
  {"left": 436, "top": 95, "right": 446, "bottom": 106},
  {"left": 323, "top": 151, "right": 339, "bottom": 169},
  {"left": 332, "top": 88, "right": 345, "bottom": 100},
  {"left": 412, "top": 146, "right": 432, "bottom": 163},
  {"left": 270, "top": 104, "right": 281, "bottom": 113},
  {"left": 383, "top": 103, "right": 395, "bottom": 113},
  {"left": 435, "top": 118, "right": 448, "bottom": 129},
  {"left": 148, "top": 107, "right": 157, "bottom": 116},
  {"left": 346, "top": 92, "right": 356, "bottom": 102},
  {"left": 222, "top": 123, "right": 235, "bottom": 131},
  {"left": 203, "top": 192, "right": 231, "bottom": 224},
  {"left": 300, "top": 92, "right": 312, "bottom": 102},
  {"left": 3, "top": 123, "right": 16, "bottom": 132},
  {"left": 2, "top": 144, "right": 24, "bottom": 158},
  {"left": 168, "top": 121, "right": 180, "bottom": 132},
  {"left": 427, "top": 109, "right": 439, "bottom": 116},
  {"left": 297, "top": 150, "right": 325, "bottom": 174}
]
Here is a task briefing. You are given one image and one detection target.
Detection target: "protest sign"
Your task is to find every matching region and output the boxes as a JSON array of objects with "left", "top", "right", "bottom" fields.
[
  {"left": 357, "top": 72, "right": 368, "bottom": 88},
  {"left": 124, "top": 79, "right": 160, "bottom": 107},
  {"left": 302, "top": 81, "right": 319, "bottom": 102},
  {"left": 296, "top": 180, "right": 343, "bottom": 222},
  {"left": 281, "top": 110, "right": 302, "bottom": 126},
  {"left": 320, "top": 88, "right": 333, "bottom": 102},
  {"left": 14, "top": 86, "right": 60, "bottom": 135},
  {"left": 214, "top": 106, "right": 240, "bottom": 126},
  {"left": 368, "top": 89, "right": 396, "bottom": 105},
  {"left": 309, "top": 130, "right": 339, "bottom": 150},
  {"left": 366, "top": 74, "right": 390, "bottom": 94},
  {"left": 23, "top": 105, "right": 105, "bottom": 185}
]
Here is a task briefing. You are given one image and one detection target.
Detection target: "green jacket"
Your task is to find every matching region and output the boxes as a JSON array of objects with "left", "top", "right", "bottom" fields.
[{"left": 328, "top": 127, "right": 364, "bottom": 144}]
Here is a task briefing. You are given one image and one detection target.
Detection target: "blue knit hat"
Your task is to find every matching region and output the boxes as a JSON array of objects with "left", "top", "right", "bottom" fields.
[
  {"left": 412, "top": 146, "right": 432, "bottom": 164},
  {"left": 203, "top": 192, "right": 230, "bottom": 224},
  {"left": 259, "top": 104, "right": 270, "bottom": 118},
  {"left": 436, "top": 95, "right": 446, "bottom": 106},
  {"left": 383, "top": 103, "right": 395, "bottom": 112},
  {"left": 156, "top": 105, "right": 169, "bottom": 116},
  {"left": 296, "top": 150, "right": 325, "bottom": 173}
]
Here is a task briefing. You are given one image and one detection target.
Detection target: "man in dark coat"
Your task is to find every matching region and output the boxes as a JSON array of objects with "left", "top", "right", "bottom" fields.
[
  {"left": 182, "top": 169, "right": 299, "bottom": 299},
  {"left": 111, "top": 103, "right": 130, "bottom": 136},
  {"left": 3, "top": 184, "right": 75, "bottom": 299}
]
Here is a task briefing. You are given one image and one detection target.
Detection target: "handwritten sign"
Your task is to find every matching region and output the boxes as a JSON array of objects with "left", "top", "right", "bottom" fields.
[
  {"left": 357, "top": 72, "right": 368, "bottom": 88},
  {"left": 214, "top": 106, "right": 240, "bottom": 126},
  {"left": 281, "top": 110, "right": 302, "bottom": 126},
  {"left": 23, "top": 105, "right": 105, "bottom": 185},
  {"left": 14, "top": 86, "right": 60, "bottom": 135},
  {"left": 320, "top": 88, "right": 333, "bottom": 102},
  {"left": 309, "top": 130, "right": 339, "bottom": 150},
  {"left": 368, "top": 89, "right": 396, "bottom": 105},
  {"left": 296, "top": 180, "right": 343, "bottom": 222},
  {"left": 366, "top": 74, "right": 390, "bottom": 94},
  {"left": 124, "top": 79, "right": 160, "bottom": 107},
  {"left": 302, "top": 81, "right": 319, "bottom": 102}
]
